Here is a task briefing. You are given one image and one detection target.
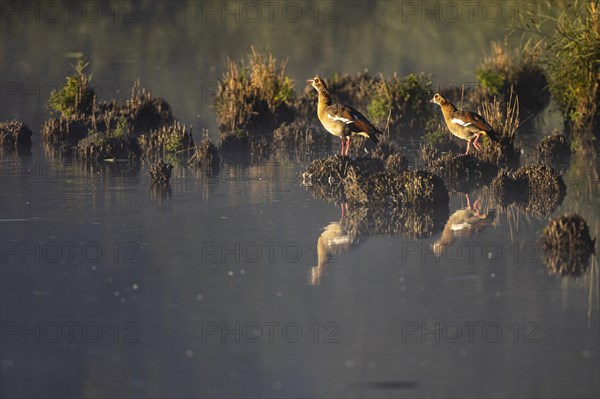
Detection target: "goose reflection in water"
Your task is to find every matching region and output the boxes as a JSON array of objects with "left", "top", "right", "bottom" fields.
[
  {"left": 310, "top": 203, "right": 361, "bottom": 286},
  {"left": 433, "top": 194, "right": 495, "bottom": 257}
]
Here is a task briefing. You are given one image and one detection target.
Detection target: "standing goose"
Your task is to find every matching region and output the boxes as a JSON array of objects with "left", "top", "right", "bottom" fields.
[
  {"left": 307, "top": 75, "right": 382, "bottom": 156},
  {"left": 431, "top": 93, "right": 498, "bottom": 155}
]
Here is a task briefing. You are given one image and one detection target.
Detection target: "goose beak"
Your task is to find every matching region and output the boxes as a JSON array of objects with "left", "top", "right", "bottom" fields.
[
  {"left": 430, "top": 98, "right": 435, "bottom": 103},
  {"left": 306, "top": 79, "right": 313, "bottom": 85}
]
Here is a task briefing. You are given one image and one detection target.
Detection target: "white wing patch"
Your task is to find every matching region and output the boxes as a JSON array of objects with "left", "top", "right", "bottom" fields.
[
  {"left": 328, "top": 114, "right": 353, "bottom": 124},
  {"left": 451, "top": 117, "right": 472, "bottom": 127}
]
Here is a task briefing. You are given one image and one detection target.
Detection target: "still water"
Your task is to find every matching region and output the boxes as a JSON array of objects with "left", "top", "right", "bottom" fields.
[{"left": 1, "top": 1, "right": 598, "bottom": 398}]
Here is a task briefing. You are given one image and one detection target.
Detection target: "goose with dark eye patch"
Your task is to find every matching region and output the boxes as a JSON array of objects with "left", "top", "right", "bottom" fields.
[
  {"left": 431, "top": 93, "right": 498, "bottom": 155},
  {"left": 307, "top": 75, "right": 382, "bottom": 156}
]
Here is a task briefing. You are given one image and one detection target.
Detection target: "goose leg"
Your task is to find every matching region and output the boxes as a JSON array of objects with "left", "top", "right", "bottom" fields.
[
  {"left": 464, "top": 139, "right": 472, "bottom": 155},
  {"left": 345, "top": 138, "right": 351, "bottom": 156},
  {"left": 340, "top": 137, "right": 345, "bottom": 155},
  {"left": 473, "top": 133, "right": 482, "bottom": 151}
]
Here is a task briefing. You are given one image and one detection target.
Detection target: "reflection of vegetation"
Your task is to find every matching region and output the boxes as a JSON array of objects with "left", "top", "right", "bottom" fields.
[
  {"left": 48, "top": 59, "right": 96, "bottom": 117},
  {"left": 367, "top": 73, "right": 434, "bottom": 135},
  {"left": 491, "top": 164, "right": 566, "bottom": 216},
  {"left": 541, "top": 213, "right": 596, "bottom": 276},
  {"left": 476, "top": 40, "right": 549, "bottom": 115},
  {"left": 215, "top": 47, "right": 295, "bottom": 132}
]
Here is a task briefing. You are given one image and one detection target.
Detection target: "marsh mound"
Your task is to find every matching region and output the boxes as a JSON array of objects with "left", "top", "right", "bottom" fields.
[
  {"left": 302, "top": 155, "right": 385, "bottom": 185},
  {"left": 541, "top": 214, "right": 596, "bottom": 276},
  {"left": 0, "top": 121, "right": 33, "bottom": 150},
  {"left": 421, "top": 145, "right": 498, "bottom": 192},
  {"left": 77, "top": 133, "right": 141, "bottom": 161},
  {"left": 491, "top": 164, "right": 566, "bottom": 216},
  {"left": 344, "top": 169, "right": 448, "bottom": 209},
  {"left": 43, "top": 79, "right": 174, "bottom": 148}
]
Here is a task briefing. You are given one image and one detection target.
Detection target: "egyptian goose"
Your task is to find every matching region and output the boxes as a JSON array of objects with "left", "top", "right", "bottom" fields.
[
  {"left": 307, "top": 76, "right": 382, "bottom": 156},
  {"left": 431, "top": 93, "right": 498, "bottom": 155}
]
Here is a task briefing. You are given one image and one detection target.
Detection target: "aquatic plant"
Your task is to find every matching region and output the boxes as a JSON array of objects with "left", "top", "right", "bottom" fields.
[
  {"left": 48, "top": 59, "right": 96, "bottom": 117},
  {"left": 366, "top": 73, "right": 434, "bottom": 135},
  {"left": 215, "top": 47, "right": 295, "bottom": 132},
  {"left": 77, "top": 116, "right": 140, "bottom": 161},
  {"left": 541, "top": 213, "right": 596, "bottom": 276}
]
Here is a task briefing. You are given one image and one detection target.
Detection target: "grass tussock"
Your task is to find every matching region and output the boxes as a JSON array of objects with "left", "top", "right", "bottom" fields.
[
  {"left": 302, "top": 155, "right": 384, "bottom": 185},
  {"left": 421, "top": 144, "right": 498, "bottom": 192},
  {"left": 476, "top": 39, "right": 549, "bottom": 116},
  {"left": 541, "top": 213, "right": 596, "bottom": 276},
  {"left": 367, "top": 73, "right": 434, "bottom": 135},
  {"left": 0, "top": 121, "right": 33, "bottom": 150},
  {"left": 215, "top": 47, "right": 295, "bottom": 132}
]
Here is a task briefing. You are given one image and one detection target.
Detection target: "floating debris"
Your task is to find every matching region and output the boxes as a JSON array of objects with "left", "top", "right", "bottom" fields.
[
  {"left": 0, "top": 120, "right": 33, "bottom": 150},
  {"left": 541, "top": 214, "right": 596, "bottom": 276},
  {"left": 491, "top": 164, "right": 566, "bottom": 216},
  {"left": 149, "top": 160, "right": 173, "bottom": 185}
]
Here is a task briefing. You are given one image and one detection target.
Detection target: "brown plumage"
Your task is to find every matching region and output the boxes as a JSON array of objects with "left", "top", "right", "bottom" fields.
[
  {"left": 431, "top": 93, "right": 498, "bottom": 155},
  {"left": 307, "top": 75, "right": 382, "bottom": 156}
]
